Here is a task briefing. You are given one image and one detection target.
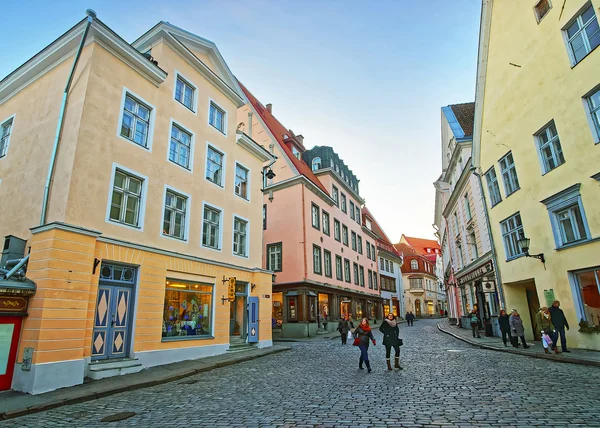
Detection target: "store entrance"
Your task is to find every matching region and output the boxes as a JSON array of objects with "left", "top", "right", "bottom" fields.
[
  {"left": 0, "top": 316, "right": 22, "bottom": 391},
  {"left": 230, "top": 282, "right": 248, "bottom": 341}
]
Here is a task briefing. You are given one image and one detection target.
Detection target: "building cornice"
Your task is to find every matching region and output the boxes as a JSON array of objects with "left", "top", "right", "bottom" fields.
[
  {"left": 265, "top": 175, "right": 335, "bottom": 206},
  {"left": 453, "top": 251, "right": 493, "bottom": 280},
  {"left": 314, "top": 168, "right": 365, "bottom": 204},
  {"left": 443, "top": 141, "right": 471, "bottom": 183},
  {"left": 274, "top": 279, "right": 382, "bottom": 299},
  {"left": 236, "top": 131, "right": 273, "bottom": 162},
  {"left": 442, "top": 157, "right": 473, "bottom": 218},
  {"left": 31, "top": 221, "right": 101, "bottom": 238}
]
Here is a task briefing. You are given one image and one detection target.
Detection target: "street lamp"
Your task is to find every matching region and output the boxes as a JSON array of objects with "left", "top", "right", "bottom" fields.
[{"left": 517, "top": 236, "right": 545, "bottom": 264}]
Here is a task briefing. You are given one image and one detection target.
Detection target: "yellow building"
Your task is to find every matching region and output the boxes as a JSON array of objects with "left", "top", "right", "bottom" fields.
[
  {"left": 472, "top": 0, "right": 600, "bottom": 349},
  {"left": 0, "top": 12, "right": 273, "bottom": 394}
]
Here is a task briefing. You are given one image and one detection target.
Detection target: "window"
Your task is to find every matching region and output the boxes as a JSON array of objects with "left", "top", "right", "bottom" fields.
[
  {"left": 355, "top": 206, "right": 361, "bottom": 225},
  {"left": 206, "top": 146, "right": 224, "bottom": 186},
  {"left": 234, "top": 164, "right": 249, "bottom": 199},
  {"left": 469, "top": 231, "right": 478, "bottom": 259},
  {"left": 453, "top": 212, "right": 460, "bottom": 233},
  {"left": 202, "top": 205, "right": 221, "bottom": 249},
  {"left": 353, "top": 263, "right": 359, "bottom": 285},
  {"left": 324, "top": 250, "right": 332, "bottom": 278},
  {"left": 541, "top": 184, "right": 591, "bottom": 248},
  {"left": 163, "top": 280, "right": 213, "bottom": 339},
  {"left": 457, "top": 243, "right": 464, "bottom": 267},
  {"left": 344, "top": 259, "right": 351, "bottom": 283},
  {"left": 332, "top": 186, "right": 339, "bottom": 206},
  {"left": 464, "top": 194, "right": 472, "bottom": 220},
  {"left": 391, "top": 262, "right": 394, "bottom": 273},
  {"left": 342, "top": 225, "right": 349, "bottom": 246},
  {"left": 336, "top": 255, "right": 343, "bottom": 280},
  {"left": 373, "top": 272, "right": 378, "bottom": 290},
  {"left": 311, "top": 204, "right": 321, "bottom": 230},
  {"left": 535, "top": 122, "right": 566, "bottom": 173},
  {"left": 359, "top": 266, "right": 365, "bottom": 287},
  {"left": 313, "top": 245, "right": 322, "bottom": 275},
  {"left": 586, "top": 87, "right": 600, "bottom": 140},
  {"left": 287, "top": 296, "right": 297, "bottom": 321},
  {"left": 163, "top": 190, "right": 187, "bottom": 240},
  {"left": 312, "top": 157, "right": 321, "bottom": 171},
  {"left": 499, "top": 152, "right": 520, "bottom": 196},
  {"left": 109, "top": 169, "right": 144, "bottom": 227},
  {"left": 534, "top": 0, "right": 551, "bottom": 22},
  {"left": 334, "top": 219, "right": 341, "bottom": 241},
  {"left": 573, "top": 268, "right": 600, "bottom": 325},
  {"left": 292, "top": 146, "right": 301, "bottom": 160},
  {"left": 0, "top": 118, "right": 13, "bottom": 158},
  {"left": 380, "top": 258, "right": 385, "bottom": 270},
  {"left": 175, "top": 75, "right": 195, "bottom": 111},
  {"left": 263, "top": 204, "right": 267, "bottom": 230},
  {"left": 233, "top": 217, "right": 248, "bottom": 257},
  {"left": 385, "top": 260, "right": 390, "bottom": 272},
  {"left": 564, "top": 4, "right": 599, "bottom": 65},
  {"left": 485, "top": 167, "right": 503, "bottom": 207},
  {"left": 357, "top": 236, "right": 363, "bottom": 254},
  {"left": 350, "top": 201, "right": 355, "bottom": 220},
  {"left": 371, "top": 243, "right": 376, "bottom": 260},
  {"left": 120, "top": 94, "right": 151, "bottom": 148},
  {"left": 366, "top": 242, "right": 371, "bottom": 259},
  {"left": 365, "top": 219, "right": 372, "bottom": 230},
  {"left": 351, "top": 231, "right": 357, "bottom": 251},
  {"left": 169, "top": 124, "right": 192, "bottom": 170},
  {"left": 267, "top": 243, "right": 282, "bottom": 271},
  {"left": 409, "top": 278, "right": 423, "bottom": 289},
  {"left": 209, "top": 101, "right": 226, "bottom": 133},
  {"left": 500, "top": 212, "right": 525, "bottom": 260},
  {"left": 341, "top": 194, "right": 347, "bottom": 213},
  {"left": 368, "top": 269, "right": 373, "bottom": 289},
  {"left": 322, "top": 211, "right": 330, "bottom": 235},
  {"left": 411, "top": 259, "right": 418, "bottom": 270}
]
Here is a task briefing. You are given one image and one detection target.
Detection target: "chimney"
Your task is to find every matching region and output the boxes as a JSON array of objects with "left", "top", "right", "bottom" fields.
[
  {"left": 247, "top": 112, "right": 253, "bottom": 136},
  {"left": 266, "top": 103, "right": 272, "bottom": 113},
  {"left": 296, "top": 134, "right": 304, "bottom": 145}
]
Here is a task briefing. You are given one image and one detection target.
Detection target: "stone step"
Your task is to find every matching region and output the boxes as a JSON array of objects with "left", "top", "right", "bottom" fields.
[
  {"left": 89, "top": 358, "right": 140, "bottom": 370},
  {"left": 88, "top": 359, "right": 143, "bottom": 380}
]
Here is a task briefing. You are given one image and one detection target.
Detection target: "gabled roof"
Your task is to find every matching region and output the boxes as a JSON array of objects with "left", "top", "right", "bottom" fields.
[
  {"left": 239, "top": 82, "right": 329, "bottom": 195},
  {"left": 361, "top": 206, "right": 392, "bottom": 244},
  {"left": 400, "top": 235, "right": 440, "bottom": 257},
  {"left": 449, "top": 102, "right": 475, "bottom": 138},
  {"left": 394, "top": 242, "right": 416, "bottom": 256}
]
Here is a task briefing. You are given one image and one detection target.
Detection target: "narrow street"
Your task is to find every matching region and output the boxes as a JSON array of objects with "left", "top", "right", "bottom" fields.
[{"left": 4, "top": 319, "right": 600, "bottom": 428}]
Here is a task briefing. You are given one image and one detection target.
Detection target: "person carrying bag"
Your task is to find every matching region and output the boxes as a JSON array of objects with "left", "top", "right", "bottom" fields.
[
  {"left": 353, "top": 318, "right": 375, "bottom": 373},
  {"left": 379, "top": 313, "right": 403, "bottom": 371}
]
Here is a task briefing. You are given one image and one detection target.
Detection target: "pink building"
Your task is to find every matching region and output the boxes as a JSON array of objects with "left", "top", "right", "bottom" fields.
[{"left": 238, "top": 85, "right": 382, "bottom": 337}]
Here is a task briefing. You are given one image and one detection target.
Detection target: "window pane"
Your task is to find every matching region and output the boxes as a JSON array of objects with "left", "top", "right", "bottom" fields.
[
  {"left": 582, "top": 5, "right": 595, "bottom": 23},
  {"left": 163, "top": 282, "right": 213, "bottom": 338},
  {"left": 110, "top": 205, "right": 121, "bottom": 221},
  {"left": 576, "top": 270, "right": 600, "bottom": 325},
  {"left": 121, "top": 113, "right": 133, "bottom": 138}
]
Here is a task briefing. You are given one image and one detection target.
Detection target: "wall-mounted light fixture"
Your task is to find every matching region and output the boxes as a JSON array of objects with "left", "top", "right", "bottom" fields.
[{"left": 517, "top": 237, "right": 545, "bottom": 264}]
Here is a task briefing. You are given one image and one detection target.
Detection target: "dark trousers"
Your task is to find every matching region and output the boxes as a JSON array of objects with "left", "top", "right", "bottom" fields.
[
  {"left": 358, "top": 343, "right": 370, "bottom": 362},
  {"left": 500, "top": 328, "right": 512, "bottom": 345},
  {"left": 340, "top": 332, "right": 347, "bottom": 345},
  {"left": 407, "top": 319, "right": 413, "bottom": 326},
  {"left": 385, "top": 344, "right": 400, "bottom": 358},
  {"left": 471, "top": 323, "right": 480, "bottom": 338},
  {"left": 512, "top": 335, "right": 528, "bottom": 348},
  {"left": 555, "top": 326, "right": 568, "bottom": 350}
]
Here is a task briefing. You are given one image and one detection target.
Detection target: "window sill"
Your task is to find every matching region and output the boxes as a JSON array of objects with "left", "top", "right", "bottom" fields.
[
  {"left": 162, "top": 233, "right": 188, "bottom": 243},
  {"left": 162, "top": 335, "right": 215, "bottom": 342},
  {"left": 570, "top": 44, "right": 599, "bottom": 69},
  {"left": 201, "top": 245, "right": 221, "bottom": 252},
  {"left": 109, "top": 219, "right": 141, "bottom": 230},
  {"left": 555, "top": 236, "right": 600, "bottom": 251},
  {"left": 235, "top": 194, "right": 250, "bottom": 202},
  {"left": 205, "top": 178, "right": 224, "bottom": 189},
  {"left": 505, "top": 187, "right": 521, "bottom": 198},
  {"left": 209, "top": 124, "right": 226, "bottom": 136},
  {"left": 541, "top": 161, "right": 565, "bottom": 177},
  {"left": 505, "top": 253, "right": 525, "bottom": 262},
  {"left": 490, "top": 200, "right": 502, "bottom": 209},
  {"left": 175, "top": 99, "right": 196, "bottom": 114}
]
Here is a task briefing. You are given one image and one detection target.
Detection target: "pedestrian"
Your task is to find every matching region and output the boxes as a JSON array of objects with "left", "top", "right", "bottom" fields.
[
  {"left": 498, "top": 309, "right": 512, "bottom": 347},
  {"left": 509, "top": 309, "right": 529, "bottom": 349},
  {"left": 353, "top": 318, "right": 376, "bottom": 373},
  {"left": 337, "top": 315, "right": 350, "bottom": 345},
  {"left": 536, "top": 307, "right": 560, "bottom": 354},
  {"left": 469, "top": 310, "right": 481, "bottom": 338},
  {"left": 379, "top": 313, "right": 402, "bottom": 371},
  {"left": 549, "top": 300, "right": 570, "bottom": 353},
  {"left": 348, "top": 313, "right": 355, "bottom": 329},
  {"left": 406, "top": 311, "right": 414, "bottom": 326}
]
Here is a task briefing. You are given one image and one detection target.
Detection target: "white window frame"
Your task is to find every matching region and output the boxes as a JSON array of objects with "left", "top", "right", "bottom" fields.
[
  {"left": 324, "top": 249, "right": 332, "bottom": 278},
  {"left": 351, "top": 231, "right": 357, "bottom": 251},
  {"left": 350, "top": 201, "right": 355, "bottom": 220},
  {"left": 167, "top": 119, "right": 195, "bottom": 173},
  {"left": 205, "top": 142, "right": 226, "bottom": 189},
  {"left": 313, "top": 245, "right": 323, "bottom": 275},
  {"left": 334, "top": 219, "right": 341, "bottom": 242},
  {"left": 500, "top": 212, "right": 526, "bottom": 261},
  {"left": 355, "top": 206, "right": 361, "bottom": 225},
  {"left": 583, "top": 85, "right": 600, "bottom": 144},
  {"left": 117, "top": 87, "right": 156, "bottom": 151},
  {"left": 267, "top": 243, "right": 282, "bottom": 272},
  {"left": 311, "top": 157, "right": 321, "bottom": 171},
  {"left": 208, "top": 98, "right": 228, "bottom": 136},
  {"left": 173, "top": 71, "right": 198, "bottom": 114},
  {"left": 105, "top": 162, "right": 148, "bottom": 231},
  {"left": 562, "top": 3, "right": 600, "bottom": 66},
  {"left": 499, "top": 151, "right": 520, "bottom": 196},
  {"left": 322, "top": 211, "right": 330, "bottom": 236},
  {"left": 0, "top": 114, "right": 16, "bottom": 159},
  {"left": 484, "top": 166, "right": 503, "bottom": 207},
  {"left": 311, "top": 203, "right": 320, "bottom": 230},
  {"left": 232, "top": 214, "right": 250, "bottom": 258},
  {"left": 341, "top": 193, "right": 347, "bottom": 213},
  {"left": 201, "top": 201, "right": 224, "bottom": 252},
  {"left": 469, "top": 231, "right": 478, "bottom": 259},
  {"left": 411, "top": 259, "right": 418, "bottom": 270},
  {"left": 336, "top": 255, "right": 343, "bottom": 281},
  {"left": 464, "top": 193, "right": 472, "bottom": 221},
  {"left": 357, "top": 236, "right": 363, "bottom": 254},
  {"left": 534, "top": 121, "right": 565, "bottom": 174},
  {"left": 234, "top": 161, "right": 251, "bottom": 202},
  {"left": 332, "top": 185, "right": 339, "bottom": 206},
  {"left": 541, "top": 184, "right": 591, "bottom": 248},
  {"left": 342, "top": 224, "right": 349, "bottom": 246},
  {"left": 160, "top": 184, "right": 191, "bottom": 243}
]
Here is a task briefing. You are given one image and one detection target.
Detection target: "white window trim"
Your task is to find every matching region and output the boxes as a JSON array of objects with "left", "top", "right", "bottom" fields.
[
  {"left": 231, "top": 213, "right": 250, "bottom": 259},
  {"left": 541, "top": 184, "right": 592, "bottom": 249},
  {"left": 233, "top": 160, "right": 251, "bottom": 202},
  {"left": 172, "top": 70, "right": 198, "bottom": 115},
  {"left": 205, "top": 141, "right": 227, "bottom": 189},
  {"left": 0, "top": 113, "right": 16, "bottom": 159},
  {"left": 201, "top": 201, "right": 224, "bottom": 252},
  {"left": 561, "top": 2, "right": 599, "bottom": 67},
  {"left": 105, "top": 162, "right": 148, "bottom": 232},
  {"left": 534, "top": 121, "right": 565, "bottom": 174},
  {"left": 582, "top": 84, "right": 600, "bottom": 144},
  {"left": 116, "top": 87, "right": 156, "bottom": 152},
  {"left": 160, "top": 184, "right": 192, "bottom": 243},
  {"left": 167, "top": 118, "right": 195, "bottom": 174},
  {"left": 207, "top": 97, "right": 228, "bottom": 137}
]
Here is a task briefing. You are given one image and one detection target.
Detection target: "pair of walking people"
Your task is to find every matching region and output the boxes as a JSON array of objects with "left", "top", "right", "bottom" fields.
[{"left": 352, "top": 314, "right": 403, "bottom": 373}]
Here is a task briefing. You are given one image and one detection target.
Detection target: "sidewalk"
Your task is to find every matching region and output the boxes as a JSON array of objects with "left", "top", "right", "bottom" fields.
[
  {"left": 273, "top": 319, "right": 410, "bottom": 343},
  {"left": 438, "top": 319, "right": 600, "bottom": 367},
  {"left": 0, "top": 345, "right": 290, "bottom": 421}
]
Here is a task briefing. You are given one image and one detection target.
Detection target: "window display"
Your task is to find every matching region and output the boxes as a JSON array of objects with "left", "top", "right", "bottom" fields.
[
  {"left": 163, "top": 280, "right": 213, "bottom": 339},
  {"left": 575, "top": 269, "right": 600, "bottom": 325}
]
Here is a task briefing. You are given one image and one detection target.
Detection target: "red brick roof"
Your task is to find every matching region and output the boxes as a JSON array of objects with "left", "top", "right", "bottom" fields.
[
  {"left": 449, "top": 102, "right": 475, "bottom": 137},
  {"left": 239, "top": 82, "right": 329, "bottom": 195},
  {"left": 402, "top": 236, "right": 440, "bottom": 256}
]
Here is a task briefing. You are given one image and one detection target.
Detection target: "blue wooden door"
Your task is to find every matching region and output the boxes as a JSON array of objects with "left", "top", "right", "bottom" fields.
[
  {"left": 92, "top": 286, "right": 112, "bottom": 360},
  {"left": 92, "top": 286, "right": 133, "bottom": 360},
  {"left": 247, "top": 296, "right": 259, "bottom": 343}
]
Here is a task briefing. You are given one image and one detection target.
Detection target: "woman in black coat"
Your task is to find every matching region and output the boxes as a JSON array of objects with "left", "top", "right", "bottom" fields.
[
  {"left": 379, "top": 313, "right": 402, "bottom": 371},
  {"left": 498, "top": 309, "right": 512, "bottom": 347},
  {"left": 337, "top": 316, "right": 350, "bottom": 345}
]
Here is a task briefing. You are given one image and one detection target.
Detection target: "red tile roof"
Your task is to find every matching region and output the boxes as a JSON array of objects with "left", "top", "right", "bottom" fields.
[
  {"left": 238, "top": 82, "right": 329, "bottom": 195},
  {"left": 362, "top": 206, "right": 401, "bottom": 258},
  {"left": 401, "top": 236, "right": 440, "bottom": 258},
  {"left": 449, "top": 102, "right": 475, "bottom": 137}
]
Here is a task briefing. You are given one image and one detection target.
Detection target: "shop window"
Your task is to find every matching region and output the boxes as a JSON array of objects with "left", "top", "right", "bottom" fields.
[
  {"left": 574, "top": 269, "right": 600, "bottom": 324},
  {"left": 272, "top": 292, "right": 283, "bottom": 329},
  {"left": 163, "top": 280, "right": 213, "bottom": 339},
  {"left": 308, "top": 295, "right": 317, "bottom": 321},
  {"left": 319, "top": 293, "right": 329, "bottom": 321},
  {"left": 287, "top": 296, "right": 298, "bottom": 321}
]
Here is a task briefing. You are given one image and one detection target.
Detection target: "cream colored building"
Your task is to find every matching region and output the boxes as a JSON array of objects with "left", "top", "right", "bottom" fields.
[
  {"left": 473, "top": 0, "right": 600, "bottom": 349},
  {"left": 0, "top": 12, "right": 273, "bottom": 394}
]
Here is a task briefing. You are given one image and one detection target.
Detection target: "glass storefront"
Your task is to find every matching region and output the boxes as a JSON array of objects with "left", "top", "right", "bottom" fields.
[
  {"left": 163, "top": 280, "right": 213, "bottom": 339},
  {"left": 340, "top": 299, "right": 351, "bottom": 318},
  {"left": 272, "top": 292, "right": 283, "bottom": 329},
  {"left": 318, "top": 293, "right": 329, "bottom": 322},
  {"left": 575, "top": 268, "right": 600, "bottom": 324}
]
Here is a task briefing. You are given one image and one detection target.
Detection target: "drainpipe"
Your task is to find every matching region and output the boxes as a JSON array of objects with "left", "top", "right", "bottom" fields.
[
  {"left": 4, "top": 254, "right": 29, "bottom": 280},
  {"left": 40, "top": 9, "right": 96, "bottom": 225},
  {"left": 471, "top": 166, "right": 506, "bottom": 310}
]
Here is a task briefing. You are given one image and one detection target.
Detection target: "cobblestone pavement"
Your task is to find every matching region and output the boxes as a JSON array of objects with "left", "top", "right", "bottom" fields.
[{"left": 3, "top": 319, "right": 600, "bottom": 428}]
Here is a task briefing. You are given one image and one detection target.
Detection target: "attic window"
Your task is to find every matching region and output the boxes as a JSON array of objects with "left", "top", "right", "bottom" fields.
[
  {"left": 534, "top": 0, "right": 551, "bottom": 23},
  {"left": 292, "top": 146, "right": 301, "bottom": 160}
]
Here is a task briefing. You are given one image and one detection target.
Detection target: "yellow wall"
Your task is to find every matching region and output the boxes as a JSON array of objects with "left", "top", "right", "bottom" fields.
[{"left": 479, "top": 0, "right": 600, "bottom": 348}]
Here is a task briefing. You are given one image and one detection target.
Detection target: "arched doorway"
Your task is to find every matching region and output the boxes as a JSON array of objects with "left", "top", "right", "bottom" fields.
[{"left": 414, "top": 299, "right": 421, "bottom": 317}]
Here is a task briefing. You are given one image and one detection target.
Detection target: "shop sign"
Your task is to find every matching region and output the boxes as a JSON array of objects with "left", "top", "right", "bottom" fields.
[
  {"left": 0, "top": 286, "right": 35, "bottom": 296},
  {"left": 457, "top": 261, "right": 494, "bottom": 286},
  {"left": 228, "top": 277, "right": 236, "bottom": 302},
  {"left": 0, "top": 296, "right": 28, "bottom": 313},
  {"left": 544, "top": 289, "right": 555, "bottom": 307}
]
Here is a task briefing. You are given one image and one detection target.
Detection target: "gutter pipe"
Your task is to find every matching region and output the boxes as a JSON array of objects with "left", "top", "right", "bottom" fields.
[
  {"left": 40, "top": 10, "right": 96, "bottom": 225},
  {"left": 4, "top": 254, "right": 30, "bottom": 280}
]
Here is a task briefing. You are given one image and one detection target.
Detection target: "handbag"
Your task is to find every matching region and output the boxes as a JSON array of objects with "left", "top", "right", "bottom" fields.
[
  {"left": 347, "top": 331, "right": 352, "bottom": 340},
  {"left": 398, "top": 338, "right": 404, "bottom": 347},
  {"left": 353, "top": 337, "right": 361, "bottom": 346}
]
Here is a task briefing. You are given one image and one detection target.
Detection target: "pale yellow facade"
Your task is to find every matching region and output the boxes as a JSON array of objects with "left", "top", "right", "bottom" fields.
[{"left": 474, "top": 0, "right": 600, "bottom": 349}]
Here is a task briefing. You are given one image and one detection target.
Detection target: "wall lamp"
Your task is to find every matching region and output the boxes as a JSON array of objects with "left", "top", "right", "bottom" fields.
[{"left": 517, "top": 237, "right": 545, "bottom": 264}]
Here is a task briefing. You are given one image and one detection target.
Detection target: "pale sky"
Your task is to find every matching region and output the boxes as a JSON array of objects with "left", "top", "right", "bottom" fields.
[{"left": 0, "top": 0, "right": 481, "bottom": 242}]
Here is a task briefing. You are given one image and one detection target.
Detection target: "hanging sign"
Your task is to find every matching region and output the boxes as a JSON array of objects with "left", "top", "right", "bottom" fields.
[
  {"left": 544, "top": 289, "right": 555, "bottom": 307},
  {"left": 457, "top": 261, "right": 494, "bottom": 285},
  {"left": 228, "top": 277, "right": 236, "bottom": 302}
]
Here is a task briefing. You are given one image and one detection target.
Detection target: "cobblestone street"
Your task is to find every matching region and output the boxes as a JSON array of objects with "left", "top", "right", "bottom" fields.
[{"left": 3, "top": 319, "right": 600, "bottom": 428}]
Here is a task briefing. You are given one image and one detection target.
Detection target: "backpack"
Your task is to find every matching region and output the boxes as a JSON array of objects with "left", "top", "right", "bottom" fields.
[{"left": 471, "top": 315, "right": 479, "bottom": 324}]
